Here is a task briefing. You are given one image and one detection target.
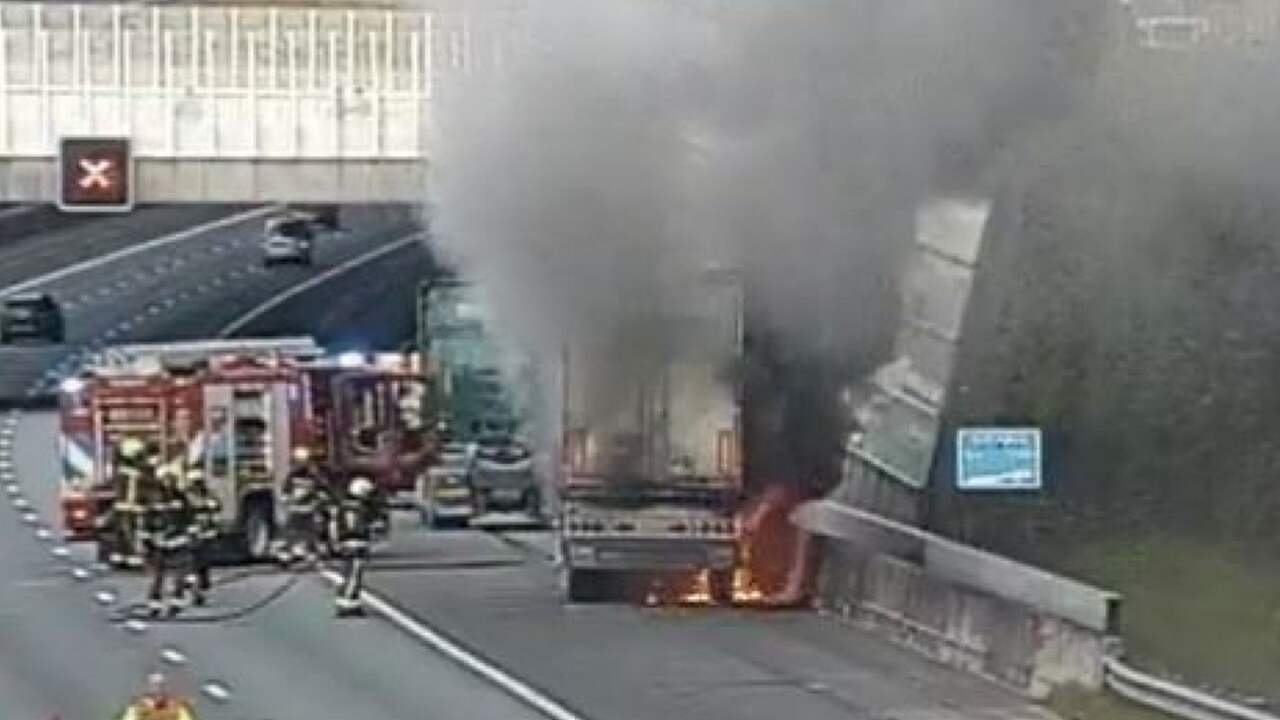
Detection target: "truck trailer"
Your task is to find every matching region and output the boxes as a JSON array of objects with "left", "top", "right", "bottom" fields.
[{"left": 557, "top": 267, "right": 744, "bottom": 603}]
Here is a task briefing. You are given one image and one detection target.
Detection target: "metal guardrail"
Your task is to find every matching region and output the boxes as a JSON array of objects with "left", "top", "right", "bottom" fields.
[{"left": 1105, "top": 658, "right": 1279, "bottom": 720}]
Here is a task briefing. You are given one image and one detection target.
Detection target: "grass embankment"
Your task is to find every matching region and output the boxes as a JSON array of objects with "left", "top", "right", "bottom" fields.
[
  {"left": 1047, "top": 685, "right": 1175, "bottom": 720},
  {"left": 1053, "top": 534, "right": 1280, "bottom": 700}
]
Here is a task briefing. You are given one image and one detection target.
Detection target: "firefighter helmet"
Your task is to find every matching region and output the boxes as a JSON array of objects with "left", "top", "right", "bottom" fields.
[
  {"left": 118, "top": 437, "right": 146, "bottom": 461},
  {"left": 348, "top": 477, "right": 375, "bottom": 499}
]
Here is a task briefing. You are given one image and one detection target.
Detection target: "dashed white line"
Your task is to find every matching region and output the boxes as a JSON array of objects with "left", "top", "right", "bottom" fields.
[
  {"left": 13, "top": 497, "right": 30, "bottom": 509},
  {"left": 94, "top": 590, "right": 117, "bottom": 605},
  {"left": 160, "top": 648, "right": 188, "bottom": 665},
  {"left": 200, "top": 682, "right": 232, "bottom": 703},
  {"left": 21, "top": 512, "right": 40, "bottom": 525},
  {"left": 34, "top": 527, "right": 52, "bottom": 540},
  {"left": 70, "top": 567, "right": 92, "bottom": 581},
  {"left": 50, "top": 545, "right": 70, "bottom": 558},
  {"left": 123, "top": 619, "right": 149, "bottom": 634}
]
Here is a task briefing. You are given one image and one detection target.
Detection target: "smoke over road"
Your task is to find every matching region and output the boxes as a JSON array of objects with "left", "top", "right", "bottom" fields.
[{"left": 421, "top": 0, "right": 1102, "bottom": 477}]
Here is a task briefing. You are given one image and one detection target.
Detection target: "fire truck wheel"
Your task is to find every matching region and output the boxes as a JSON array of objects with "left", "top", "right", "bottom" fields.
[
  {"left": 709, "top": 569, "right": 734, "bottom": 606},
  {"left": 242, "top": 502, "right": 275, "bottom": 561}
]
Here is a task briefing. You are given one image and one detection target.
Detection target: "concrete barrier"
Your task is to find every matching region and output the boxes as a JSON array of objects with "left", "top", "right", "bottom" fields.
[{"left": 796, "top": 498, "right": 1120, "bottom": 699}]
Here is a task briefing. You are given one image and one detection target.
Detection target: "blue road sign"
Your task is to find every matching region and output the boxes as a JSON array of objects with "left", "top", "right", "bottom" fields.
[{"left": 956, "top": 427, "right": 1042, "bottom": 491}]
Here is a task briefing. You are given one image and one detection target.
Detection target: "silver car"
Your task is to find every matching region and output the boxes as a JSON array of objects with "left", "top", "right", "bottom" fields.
[{"left": 261, "top": 214, "right": 315, "bottom": 266}]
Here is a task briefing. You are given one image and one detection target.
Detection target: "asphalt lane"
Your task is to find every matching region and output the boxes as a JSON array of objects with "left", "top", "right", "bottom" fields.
[
  {"left": 226, "top": 235, "right": 432, "bottom": 350},
  {"left": 0, "top": 204, "right": 419, "bottom": 402},
  {"left": 0, "top": 204, "right": 254, "bottom": 291},
  {"left": 5, "top": 410, "right": 548, "bottom": 720},
  {"left": 0, "top": 205, "right": 545, "bottom": 720}
]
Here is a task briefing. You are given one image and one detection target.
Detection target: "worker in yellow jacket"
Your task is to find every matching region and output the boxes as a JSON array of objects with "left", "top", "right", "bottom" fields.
[{"left": 113, "top": 674, "right": 197, "bottom": 720}]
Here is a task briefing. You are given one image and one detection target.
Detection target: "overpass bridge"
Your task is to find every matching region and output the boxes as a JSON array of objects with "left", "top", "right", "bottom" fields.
[{"left": 0, "top": 0, "right": 524, "bottom": 202}]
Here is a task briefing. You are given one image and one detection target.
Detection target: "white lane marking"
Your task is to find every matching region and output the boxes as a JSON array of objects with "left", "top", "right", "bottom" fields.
[
  {"left": 95, "top": 590, "right": 117, "bottom": 605},
  {"left": 123, "top": 619, "right": 149, "bottom": 634},
  {"left": 201, "top": 682, "right": 232, "bottom": 703},
  {"left": 316, "top": 569, "right": 586, "bottom": 720},
  {"left": 218, "top": 234, "right": 423, "bottom": 337},
  {"left": 51, "top": 545, "right": 70, "bottom": 558},
  {"left": 34, "top": 527, "right": 52, "bottom": 540},
  {"left": 0, "top": 206, "right": 280, "bottom": 298},
  {"left": 13, "top": 497, "right": 30, "bottom": 509},
  {"left": 160, "top": 647, "right": 187, "bottom": 665},
  {"left": 21, "top": 512, "right": 40, "bottom": 525},
  {"left": 70, "top": 566, "right": 92, "bottom": 581}
]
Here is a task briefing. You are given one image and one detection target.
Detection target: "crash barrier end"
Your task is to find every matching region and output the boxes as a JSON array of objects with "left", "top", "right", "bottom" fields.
[{"left": 796, "top": 498, "right": 1119, "bottom": 700}]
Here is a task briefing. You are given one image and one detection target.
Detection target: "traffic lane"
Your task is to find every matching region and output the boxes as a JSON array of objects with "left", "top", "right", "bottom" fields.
[
  {"left": 0, "top": 204, "right": 254, "bottom": 291},
  {"left": 134, "top": 567, "right": 550, "bottom": 720},
  {"left": 47, "top": 204, "right": 402, "bottom": 337},
  {"left": 0, "top": 206, "right": 419, "bottom": 399},
  {"left": 368, "top": 549, "right": 1047, "bottom": 720},
  {"left": 0, "top": 204, "right": 86, "bottom": 248},
  {"left": 0, "top": 204, "right": 280, "bottom": 400},
  {"left": 227, "top": 236, "right": 432, "bottom": 350},
  {"left": 140, "top": 222, "right": 424, "bottom": 344},
  {"left": 11, "top": 409, "right": 548, "bottom": 720},
  {"left": 0, "top": 411, "right": 233, "bottom": 720}
]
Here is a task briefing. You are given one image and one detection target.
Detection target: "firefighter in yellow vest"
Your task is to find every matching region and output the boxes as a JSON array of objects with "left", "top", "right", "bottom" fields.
[
  {"left": 114, "top": 673, "right": 197, "bottom": 720},
  {"left": 101, "top": 437, "right": 151, "bottom": 569},
  {"left": 140, "top": 467, "right": 191, "bottom": 616},
  {"left": 334, "top": 476, "right": 378, "bottom": 617}
]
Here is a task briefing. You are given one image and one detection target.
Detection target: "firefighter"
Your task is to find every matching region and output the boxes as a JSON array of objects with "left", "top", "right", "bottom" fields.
[
  {"left": 102, "top": 437, "right": 151, "bottom": 568},
  {"left": 277, "top": 447, "right": 325, "bottom": 567},
  {"left": 334, "top": 476, "right": 378, "bottom": 617},
  {"left": 140, "top": 468, "right": 191, "bottom": 616},
  {"left": 114, "top": 672, "right": 197, "bottom": 720},
  {"left": 183, "top": 467, "right": 220, "bottom": 607}
]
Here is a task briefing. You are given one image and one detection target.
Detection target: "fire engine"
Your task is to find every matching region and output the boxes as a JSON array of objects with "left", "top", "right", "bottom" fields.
[{"left": 56, "top": 337, "right": 432, "bottom": 563}]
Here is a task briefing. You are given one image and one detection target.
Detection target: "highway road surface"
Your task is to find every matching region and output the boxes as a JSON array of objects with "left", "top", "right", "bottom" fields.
[{"left": 0, "top": 204, "right": 1057, "bottom": 720}]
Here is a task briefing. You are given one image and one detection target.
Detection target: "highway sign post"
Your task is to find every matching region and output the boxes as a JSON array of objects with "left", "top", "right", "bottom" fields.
[
  {"left": 955, "top": 427, "right": 1042, "bottom": 491},
  {"left": 57, "top": 137, "right": 134, "bottom": 213}
]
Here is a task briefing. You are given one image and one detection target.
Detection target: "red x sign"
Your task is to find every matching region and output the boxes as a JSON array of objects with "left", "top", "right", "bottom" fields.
[{"left": 58, "top": 137, "right": 133, "bottom": 212}]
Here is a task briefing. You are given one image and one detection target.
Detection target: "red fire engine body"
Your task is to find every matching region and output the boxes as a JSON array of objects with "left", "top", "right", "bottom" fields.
[{"left": 57, "top": 338, "right": 431, "bottom": 562}]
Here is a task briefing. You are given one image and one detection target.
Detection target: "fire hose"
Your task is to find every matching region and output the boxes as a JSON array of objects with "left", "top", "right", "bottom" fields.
[{"left": 106, "top": 559, "right": 317, "bottom": 625}]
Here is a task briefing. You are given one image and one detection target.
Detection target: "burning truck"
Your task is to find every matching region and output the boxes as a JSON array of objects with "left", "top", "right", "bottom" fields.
[{"left": 556, "top": 267, "right": 744, "bottom": 603}]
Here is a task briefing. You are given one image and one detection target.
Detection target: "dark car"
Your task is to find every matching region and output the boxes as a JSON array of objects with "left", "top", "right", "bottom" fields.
[{"left": 0, "top": 292, "right": 65, "bottom": 343}]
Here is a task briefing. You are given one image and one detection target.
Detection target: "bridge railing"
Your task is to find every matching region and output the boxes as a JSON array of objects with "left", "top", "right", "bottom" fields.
[{"left": 0, "top": 1, "right": 527, "bottom": 160}]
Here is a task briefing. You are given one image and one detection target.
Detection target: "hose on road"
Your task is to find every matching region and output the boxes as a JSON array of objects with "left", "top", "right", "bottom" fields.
[{"left": 106, "top": 560, "right": 315, "bottom": 625}]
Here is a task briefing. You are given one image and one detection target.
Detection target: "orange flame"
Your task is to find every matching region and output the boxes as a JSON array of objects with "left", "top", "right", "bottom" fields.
[{"left": 666, "top": 484, "right": 813, "bottom": 608}]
